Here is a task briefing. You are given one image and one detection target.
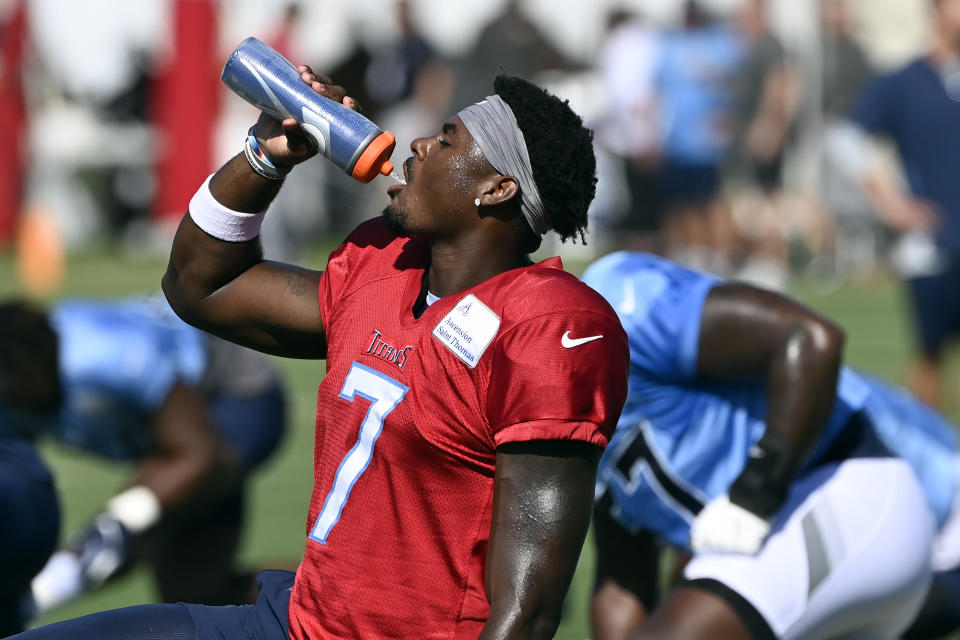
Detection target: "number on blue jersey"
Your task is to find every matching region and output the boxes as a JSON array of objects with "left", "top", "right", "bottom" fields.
[
  {"left": 605, "top": 421, "right": 705, "bottom": 522},
  {"left": 310, "top": 362, "right": 409, "bottom": 544}
]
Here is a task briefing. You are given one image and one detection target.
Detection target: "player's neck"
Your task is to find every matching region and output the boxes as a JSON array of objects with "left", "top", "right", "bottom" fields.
[
  {"left": 930, "top": 30, "right": 960, "bottom": 66},
  {"left": 426, "top": 234, "right": 531, "bottom": 298}
]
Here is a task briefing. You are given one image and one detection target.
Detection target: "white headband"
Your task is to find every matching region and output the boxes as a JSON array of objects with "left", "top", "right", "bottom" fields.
[{"left": 458, "top": 95, "right": 551, "bottom": 236}]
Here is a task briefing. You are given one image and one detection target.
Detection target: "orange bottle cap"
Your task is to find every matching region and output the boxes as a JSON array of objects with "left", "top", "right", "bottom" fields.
[{"left": 352, "top": 131, "right": 396, "bottom": 183}]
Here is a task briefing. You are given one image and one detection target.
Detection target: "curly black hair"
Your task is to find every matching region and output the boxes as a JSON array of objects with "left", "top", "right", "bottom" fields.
[
  {"left": 0, "top": 301, "right": 60, "bottom": 415},
  {"left": 494, "top": 74, "right": 597, "bottom": 249}
]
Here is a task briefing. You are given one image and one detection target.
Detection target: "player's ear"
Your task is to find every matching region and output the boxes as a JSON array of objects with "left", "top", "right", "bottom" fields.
[{"left": 477, "top": 176, "right": 519, "bottom": 209}]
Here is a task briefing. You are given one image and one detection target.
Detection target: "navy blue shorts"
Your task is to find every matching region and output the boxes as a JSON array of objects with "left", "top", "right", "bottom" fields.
[
  {"left": 206, "top": 382, "right": 286, "bottom": 472},
  {"left": 658, "top": 162, "right": 721, "bottom": 209},
  {"left": 906, "top": 263, "right": 960, "bottom": 358},
  {"left": 6, "top": 571, "right": 293, "bottom": 640},
  {"left": 182, "top": 569, "right": 293, "bottom": 640}
]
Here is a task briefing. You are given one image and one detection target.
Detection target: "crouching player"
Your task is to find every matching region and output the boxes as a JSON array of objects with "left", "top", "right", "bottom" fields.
[
  {"left": 583, "top": 251, "right": 960, "bottom": 640},
  {"left": 5, "top": 296, "right": 287, "bottom": 615}
]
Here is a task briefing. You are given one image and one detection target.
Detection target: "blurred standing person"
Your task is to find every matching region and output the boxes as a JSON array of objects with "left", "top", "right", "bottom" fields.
[
  {"left": 364, "top": 0, "right": 435, "bottom": 111},
  {"left": 450, "top": 0, "right": 581, "bottom": 113},
  {"left": 298, "top": 1, "right": 439, "bottom": 243},
  {"left": 341, "top": 0, "right": 441, "bottom": 230},
  {"left": 267, "top": 2, "right": 303, "bottom": 66},
  {"left": 835, "top": 0, "right": 960, "bottom": 408},
  {"left": 821, "top": 0, "right": 872, "bottom": 120},
  {"left": 655, "top": 0, "right": 742, "bottom": 274},
  {"left": 724, "top": 0, "right": 805, "bottom": 290},
  {"left": 728, "top": 0, "right": 800, "bottom": 196},
  {"left": 592, "top": 9, "right": 663, "bottom": 252}
]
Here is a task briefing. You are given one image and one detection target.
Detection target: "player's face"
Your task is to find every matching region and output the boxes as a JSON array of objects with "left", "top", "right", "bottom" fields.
[
  {"left": 937, "top": 0, "right": 960, "bottom": 41},
  {"left": 383, "top": 116, "right": 493, "bottom": 237}
]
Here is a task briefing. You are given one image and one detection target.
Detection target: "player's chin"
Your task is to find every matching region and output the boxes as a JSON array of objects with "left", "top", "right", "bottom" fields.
[{"left": 381, "top": 204, "right": 413, "bottom": 237}]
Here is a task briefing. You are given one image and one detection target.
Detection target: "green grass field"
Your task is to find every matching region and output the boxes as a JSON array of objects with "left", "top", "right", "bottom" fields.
[{"left": 0, "top": 246, "right": 948, "bottom": 638}]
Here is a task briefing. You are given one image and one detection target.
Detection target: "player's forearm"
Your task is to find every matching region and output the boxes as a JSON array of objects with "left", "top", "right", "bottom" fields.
[
  {"left": 698, "top": 285, "right": 845, "bottom": 516},
  {"left": 162, "top": 154, "right": 279, "bottom": 324},
  {"left": 732, "top": 314, "right": 844, "bottom": 515},
  {"left": 135, "top": 382, "right": 236, "bottom": 513},
  {"left": 862, "top": 172, "right": 904, "bottom": 223},
  {"left": 131, "top": 450, "right": 226, "bottom": 513},
  {"left": 481, "top": 441, "right": 600, "bottom": 640},
  {"left": 762, "top": 318, "right": 844, "bottom": 457}
]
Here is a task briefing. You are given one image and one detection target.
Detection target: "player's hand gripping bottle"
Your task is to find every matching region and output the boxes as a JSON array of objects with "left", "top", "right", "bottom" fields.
[{"left": 221, "top": 37, "right": 395, "bottom": 183}]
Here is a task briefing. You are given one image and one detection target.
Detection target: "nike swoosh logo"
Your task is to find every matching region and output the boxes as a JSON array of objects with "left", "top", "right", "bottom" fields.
[{"left": 561, "top": 331, "right": 604, "bottom": 348}]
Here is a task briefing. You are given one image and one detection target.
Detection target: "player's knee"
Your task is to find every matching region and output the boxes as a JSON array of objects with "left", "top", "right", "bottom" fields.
[
  {"left": 633, "top": 586, "right": 759, "bottom": 640},
  {"left": 591, "top": 581, "right": 650, "bottom": 640}
]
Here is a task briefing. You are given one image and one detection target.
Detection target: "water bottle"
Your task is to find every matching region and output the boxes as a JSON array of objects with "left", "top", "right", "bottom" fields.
[{"left": 221, "top": 37, "right": 395, "bottom": 183}]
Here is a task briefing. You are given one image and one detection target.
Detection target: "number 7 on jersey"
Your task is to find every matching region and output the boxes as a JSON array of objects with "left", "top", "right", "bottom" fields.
[{"left": 310, "top": 362, "right": 409, "bottom": 544}]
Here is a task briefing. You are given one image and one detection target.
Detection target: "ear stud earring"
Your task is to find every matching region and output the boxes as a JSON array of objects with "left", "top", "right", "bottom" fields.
[{"left": 474, "top": 198, "right": 481, "bottom": 207}]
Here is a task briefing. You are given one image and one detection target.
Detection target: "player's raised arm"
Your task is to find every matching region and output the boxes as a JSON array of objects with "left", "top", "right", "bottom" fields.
[
  {"left": 690, "top": 283, "right": 845, "bottom": 554},
  {"left": 480, "top": 440, "right": 601, "bottom": 640},
  {"left": 162, "top": 67, "right": 358, "bottom": 358}
]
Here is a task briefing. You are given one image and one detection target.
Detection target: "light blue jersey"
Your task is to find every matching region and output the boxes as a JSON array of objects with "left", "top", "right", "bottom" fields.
[
  {"left": 583, "top": 252, "right": 959, "bottom": 551},
  {"left": 656, "top": 25, "right": 743, "bottom": 165},
  {"left": 49, "top": 297, "right": 208, "bottom": 460}
]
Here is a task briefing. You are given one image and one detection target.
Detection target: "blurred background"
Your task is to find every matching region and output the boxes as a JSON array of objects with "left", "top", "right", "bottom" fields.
[{"left": 0, "top": 0, "right": 956, "bottom": 637}]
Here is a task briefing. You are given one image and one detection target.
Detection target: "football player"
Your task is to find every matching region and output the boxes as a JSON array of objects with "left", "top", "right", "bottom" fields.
[
  {"left": 584, "top": 251, "right": 960, "bottom": 640},
  {"left": 8, "top": 70, "right": 629, "bottom": 640},
  {"left": 4, "top": 296, "right": 287, "bottom": 617}
]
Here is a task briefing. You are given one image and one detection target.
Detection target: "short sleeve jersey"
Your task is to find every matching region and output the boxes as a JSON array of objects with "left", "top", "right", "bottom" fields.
[
  {"left": 655, "top": 25, "right": 743, "bottom": 165},
  {"left": 288, "top": 219, "right": 629, "bottom": 640}
]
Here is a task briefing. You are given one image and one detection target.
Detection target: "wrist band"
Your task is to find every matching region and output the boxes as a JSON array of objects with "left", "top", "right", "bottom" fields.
[
  {"left": 244, "top": 126, "right": 291, "bottom": 180},
  {"left": 729, "top": 430, "right": 798, "bottom": 518},
  {"left": 189, "top": 174, "right": 267, "bottom": 242},
  {"left": 106, "top": 485, "right": 162, "bottom": 534}
]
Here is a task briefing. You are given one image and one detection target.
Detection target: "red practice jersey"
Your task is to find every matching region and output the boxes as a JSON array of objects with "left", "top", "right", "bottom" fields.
[{"left": 288, "top": 219, "right": 628, "bottom": 639}]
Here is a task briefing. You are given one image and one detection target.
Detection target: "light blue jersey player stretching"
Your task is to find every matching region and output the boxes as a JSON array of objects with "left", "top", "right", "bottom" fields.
[
  {"left": 14, "top": 296, "right": 287, "bottom": 616},
  {"left": 583, "top": 252, "right": 960, "bottom": 640}
]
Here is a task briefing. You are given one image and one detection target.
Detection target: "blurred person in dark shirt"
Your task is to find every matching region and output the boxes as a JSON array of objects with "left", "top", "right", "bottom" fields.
[
  {"left": 724, "top": 0, "right": 808, "bottom": 292},
  {"left": 834, "top": 0, "right": 960, "bottom": 409},
  {"left": 364, "top": 0, "right": 435, "bottom": 109},
  {"left": 449, "top": 0, "right": 581, "bottom": 114},
  {"left": 821, "top": 0, "right": 872, "bottom": 120},
  {"left": 728, "top": 0, "right": 800, "bottom": 194},
  {"left": 315, "top": 1, "right": 440, "bottom": 239}
]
